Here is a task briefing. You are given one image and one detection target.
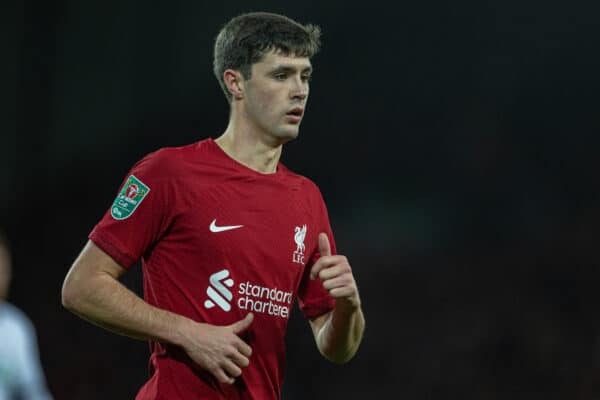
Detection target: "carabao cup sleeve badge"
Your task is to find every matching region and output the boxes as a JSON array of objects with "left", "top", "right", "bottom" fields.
[{"left": 110, "top": 175, "right": 151, "bottom": 220}]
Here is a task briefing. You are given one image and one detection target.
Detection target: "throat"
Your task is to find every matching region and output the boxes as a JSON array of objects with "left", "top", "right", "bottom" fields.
[{"left": 215, "top": 134, "right": 281, "bottom": 174}]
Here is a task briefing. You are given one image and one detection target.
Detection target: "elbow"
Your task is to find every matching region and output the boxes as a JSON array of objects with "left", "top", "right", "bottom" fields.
[
  {"left": 322, "top": 349, "right": 356, "bottom": 365},
  {"left": 61, "top": 280, "right": 76, "bottom": 311},
  {"left": 317, "top": 329, "right": 363, "bottom": 364},
  {"left": 317, "top": 337, "right": 359, "bottom": 364},
  {"left": 61, "top": 275, "right": 84, "bottom": 312}
]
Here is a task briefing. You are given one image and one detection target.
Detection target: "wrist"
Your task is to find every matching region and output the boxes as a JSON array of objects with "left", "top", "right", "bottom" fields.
[
  {"left": 335, "top": 295, "right": 361, "bottom": 314},
  {"left": 167, "top": 314, "right": 196, "bottom": 348}
]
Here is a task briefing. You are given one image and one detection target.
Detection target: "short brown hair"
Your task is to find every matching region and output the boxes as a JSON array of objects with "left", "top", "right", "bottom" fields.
[{"left": 213, "top": 12, "right": 321, "bottom": 102}]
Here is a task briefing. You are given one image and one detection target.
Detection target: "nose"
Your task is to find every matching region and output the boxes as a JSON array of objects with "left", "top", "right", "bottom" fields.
[{"left": 290, "top": 76, "right": 308, "bottom": 101}]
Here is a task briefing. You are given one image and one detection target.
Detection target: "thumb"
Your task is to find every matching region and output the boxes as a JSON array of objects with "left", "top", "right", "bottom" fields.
[
  {"left": 230, "top": 313, "right": 254, "bottom": 334},
  {"left": 318, "top": 233, "right": 331, "bottom": 257}
]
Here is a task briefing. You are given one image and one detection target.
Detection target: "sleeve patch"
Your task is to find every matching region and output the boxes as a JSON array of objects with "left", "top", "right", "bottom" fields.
[{"left": 110, "top": 175, "right": 151, "bottom": 220}]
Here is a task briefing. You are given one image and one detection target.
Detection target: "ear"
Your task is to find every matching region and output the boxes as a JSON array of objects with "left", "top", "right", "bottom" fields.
[{"left": 223, "top": 69, "right": 244, "bottom": 100}]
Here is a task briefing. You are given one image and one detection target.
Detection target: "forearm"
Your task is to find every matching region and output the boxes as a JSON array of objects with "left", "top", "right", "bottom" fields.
[
  {"left": 316, "top": 303, "right": 365, "bottom": 363},
  {"left": 64, "top": 274, "right": 190, "bottom": 345},
  {"left": 61, "top": 242, "right": 194, "bottom": 346}
]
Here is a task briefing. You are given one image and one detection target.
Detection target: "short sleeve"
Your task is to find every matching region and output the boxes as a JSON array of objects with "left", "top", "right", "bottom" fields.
[
  {"left": 296, "top": 189, "right": 336, "bottom": 320},
  {"left": 89, "top": 150, "right": 175, "bottom": 269}
]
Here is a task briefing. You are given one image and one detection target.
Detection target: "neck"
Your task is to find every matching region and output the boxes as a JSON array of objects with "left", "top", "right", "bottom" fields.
[{"left": 215, "top": 114, "right": 283, "bottom": 174}]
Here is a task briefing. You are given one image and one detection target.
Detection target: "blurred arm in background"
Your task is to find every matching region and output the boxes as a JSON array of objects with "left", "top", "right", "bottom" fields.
[{"left": 0, "top": 230, "right": 53, "bottom": 400}]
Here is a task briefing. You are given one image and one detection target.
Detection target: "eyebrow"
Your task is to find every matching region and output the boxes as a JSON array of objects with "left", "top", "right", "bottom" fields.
[{"left": 270, "top": 65, "right": 313, "bottom": 74}]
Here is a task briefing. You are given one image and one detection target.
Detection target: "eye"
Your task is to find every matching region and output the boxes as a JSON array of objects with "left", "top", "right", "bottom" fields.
[
  {"left": 274, "top": 73, "right": 287, "bottom": 81},
  {"left": 301, "top": 74, "right": 312, "bottom": 82}
]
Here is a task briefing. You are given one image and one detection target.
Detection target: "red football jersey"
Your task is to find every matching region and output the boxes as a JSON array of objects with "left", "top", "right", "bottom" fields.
[{"left": 89, "top": 138, "right": 336, "bottom": 399}]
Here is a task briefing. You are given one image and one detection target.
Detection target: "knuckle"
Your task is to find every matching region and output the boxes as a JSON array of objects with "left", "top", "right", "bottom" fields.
[{"left": 227, "top": 344, "right": 237, "bottom": 354}]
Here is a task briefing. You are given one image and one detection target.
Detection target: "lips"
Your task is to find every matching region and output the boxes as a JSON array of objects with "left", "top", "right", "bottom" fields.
[{"left": 286, "top": 107, "right": 304, "bottom": 117}]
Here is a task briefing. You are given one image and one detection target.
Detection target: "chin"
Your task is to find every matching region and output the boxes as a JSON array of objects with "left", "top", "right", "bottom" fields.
[{"left": 278, "top": 125, "right": 301, "bottom": 140}]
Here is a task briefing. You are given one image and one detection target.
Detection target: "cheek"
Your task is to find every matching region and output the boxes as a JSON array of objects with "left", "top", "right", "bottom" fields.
[
  {"left": 249, "top": 90, "right": 271, "bottom": 113},
  {"left": 256, "top": 93, "right": 281, "bottom": 121}
]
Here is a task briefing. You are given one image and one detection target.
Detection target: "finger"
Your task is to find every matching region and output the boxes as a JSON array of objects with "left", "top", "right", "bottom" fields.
[
  {"left": 235, "top": 338, "right": 253, "bottom": 358},
  {"left": 230, "top": 313, "right": 254, "bottom": 334},
  {"left": 310, "top": 255, "right": 344, "bottom": 280},
  {"left": 321, "top": 275, "right": 353, "bottom": 291},
  {"left": 318, "top": 263, "right": 349, "bottom": 281},
  {"left": 329, "top": 286, "right": 357, "bottom": 298},
  {"left": 214, "top": 368, "right": 235, "bottom": 385},
  {"left": 221, "top": 358, "right": 243, "bottom": 379},
  {"left": 229, "top": 350, "right": 250, "bottom": 368},
  {"left": 318, "top": 233, "right": 331, "bottom": 257}
]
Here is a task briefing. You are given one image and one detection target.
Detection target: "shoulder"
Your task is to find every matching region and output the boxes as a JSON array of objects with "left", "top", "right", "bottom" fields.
[
  {"left": 299, "top": 176, "right": 324, "bottom": 200},
  {"left": 128, "top": 139, "right": 216, "bottom": 184},
  {"left": 279, "top": 165, "right": 326, "bottom": 204},
  {"left": 132, "top": 142, "right": 198, "bottom": 176}
]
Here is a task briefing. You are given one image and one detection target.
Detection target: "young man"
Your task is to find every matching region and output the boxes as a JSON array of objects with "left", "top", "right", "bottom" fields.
[
  {"left": 0, "top": 230, "right": 54, "bottom": 400},
  {"left": 62, "top": 12, "right": 365, "bottom": 399}
]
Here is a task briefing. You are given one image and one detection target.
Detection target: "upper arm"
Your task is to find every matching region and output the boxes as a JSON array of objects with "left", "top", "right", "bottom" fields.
[{"left": 61, "top": 240, "right": 126, "bottom": 305}]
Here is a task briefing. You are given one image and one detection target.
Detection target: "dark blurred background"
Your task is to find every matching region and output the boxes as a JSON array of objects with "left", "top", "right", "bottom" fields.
[{"left": 3, "top": 0, "right": 600, "bottom": 399}]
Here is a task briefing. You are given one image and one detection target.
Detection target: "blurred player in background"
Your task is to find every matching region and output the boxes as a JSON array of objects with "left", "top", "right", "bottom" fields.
[
  {"left": 62, "top": 12, "right": 364, "bottom": 399},
  {"left": 0, "top": 230, "right": 53, "bottom": 400}
]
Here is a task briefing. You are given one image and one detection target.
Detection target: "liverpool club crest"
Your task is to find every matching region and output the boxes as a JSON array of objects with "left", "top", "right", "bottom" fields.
[{"left": 293, "top": 224, "right": 307, "bottom": 264}]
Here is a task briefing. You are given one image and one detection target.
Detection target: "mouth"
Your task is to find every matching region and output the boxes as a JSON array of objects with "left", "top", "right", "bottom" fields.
[{"left": 285, "top": 107, "right": 304, "bottom": 123}]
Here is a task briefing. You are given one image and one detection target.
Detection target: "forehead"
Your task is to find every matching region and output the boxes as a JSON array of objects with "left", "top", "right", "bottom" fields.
[{"left": 254, "top": 50, "right": 312, "bottom": 70}]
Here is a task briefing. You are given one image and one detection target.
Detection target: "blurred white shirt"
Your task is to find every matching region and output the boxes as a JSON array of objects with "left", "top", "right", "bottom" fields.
[{"left": 0, "top": 302, "right": 52, "bottom": 400}]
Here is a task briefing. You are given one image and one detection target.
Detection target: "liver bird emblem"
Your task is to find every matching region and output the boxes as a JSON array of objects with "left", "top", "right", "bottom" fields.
[{"left": 294, "top": 224, "right": 307, "bottom": 254}]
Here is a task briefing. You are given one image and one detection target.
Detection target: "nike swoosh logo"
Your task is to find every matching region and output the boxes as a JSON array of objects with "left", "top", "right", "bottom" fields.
[{"left": 209, "top": 219, "right": 244, "bottom": 233}]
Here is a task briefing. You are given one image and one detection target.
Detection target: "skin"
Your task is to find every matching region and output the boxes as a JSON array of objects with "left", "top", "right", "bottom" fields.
[
  {"left": 62, "top": 49, "right": 365, "bottom": 386},
  {"left": 0, "top": 245, "right": 11, "bottom": 301},
  {"left": 215, "top": 50, "right": 312, "bottom": 173},
  {"left": 309, "top": 233, "right": 364, "bottom": 363}
]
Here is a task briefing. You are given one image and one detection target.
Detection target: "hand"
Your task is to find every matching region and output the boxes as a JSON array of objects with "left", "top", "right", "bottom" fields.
[
  {"left": 181, "top": 313, "right": 254, "bottom": 384},
  {"left": 310, "top": 233, "right": 361, "bottom": 310}
]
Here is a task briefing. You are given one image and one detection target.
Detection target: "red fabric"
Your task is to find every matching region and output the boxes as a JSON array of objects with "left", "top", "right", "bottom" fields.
[{"left": 89, "top": 138, "right": 335, "bottom": 399}]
